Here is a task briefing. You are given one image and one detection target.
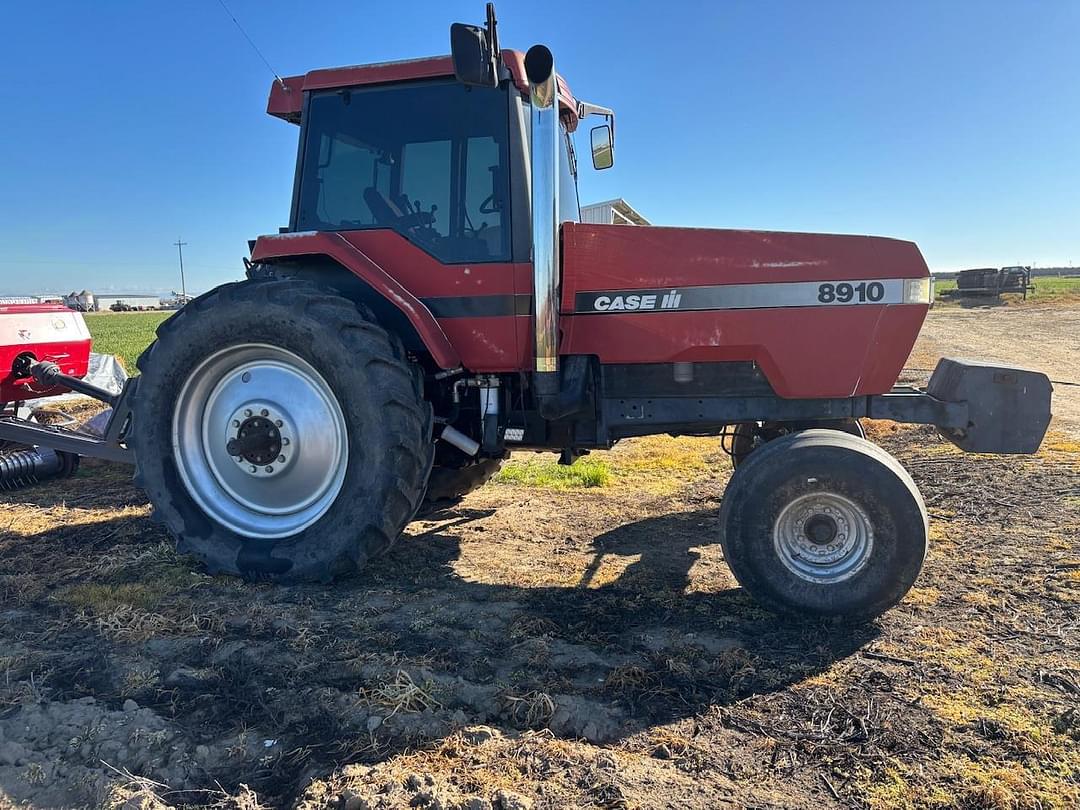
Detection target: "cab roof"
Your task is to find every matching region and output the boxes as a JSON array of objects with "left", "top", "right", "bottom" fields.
[{"left": 267, "top": 49, "right": 580, "bottom": 131}]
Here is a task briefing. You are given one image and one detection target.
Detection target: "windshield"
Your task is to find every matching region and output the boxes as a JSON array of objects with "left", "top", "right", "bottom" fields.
[{"left": 294, "top": 80, "right": 511, "bottom": 264}]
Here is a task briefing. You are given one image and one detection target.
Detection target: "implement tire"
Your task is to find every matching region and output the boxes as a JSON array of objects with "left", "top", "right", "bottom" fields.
[
  {"left": 719, "top": 429, "right": 927, "bottom": 621},
  {"left": 131, "top": 279, "right": 433, "bottom": 582}
]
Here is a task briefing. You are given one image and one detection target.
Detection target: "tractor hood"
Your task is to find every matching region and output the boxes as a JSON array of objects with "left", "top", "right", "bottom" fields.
[
  {"left": 558, "top": 222, "right": 934, "bottom": 398},
  {"left": 560, "top": 223, "right": 931, "bottom": 298}
]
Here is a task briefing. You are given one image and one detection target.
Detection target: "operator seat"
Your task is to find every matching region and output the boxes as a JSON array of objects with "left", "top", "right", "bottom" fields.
[
  {"left": 364, "top": 187, "right": 406, "bottom": 226},
  {"left": 479, "top": 226, "right": 504, "bottom": 257}
]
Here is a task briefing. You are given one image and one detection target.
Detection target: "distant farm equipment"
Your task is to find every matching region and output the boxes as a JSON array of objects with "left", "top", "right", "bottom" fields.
[{"left": 938, "top": 266, "right": 1033, "bottom": 300}]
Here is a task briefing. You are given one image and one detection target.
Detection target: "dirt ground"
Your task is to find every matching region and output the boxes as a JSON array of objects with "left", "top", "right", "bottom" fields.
[{"left": 1, "top": 307, "right": 1078, "bottom": 809}]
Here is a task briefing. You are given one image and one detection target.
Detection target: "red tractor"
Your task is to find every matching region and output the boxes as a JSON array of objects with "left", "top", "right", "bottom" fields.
[{"left": 0, "top": 7, "right": 1051, "bottom": 619}]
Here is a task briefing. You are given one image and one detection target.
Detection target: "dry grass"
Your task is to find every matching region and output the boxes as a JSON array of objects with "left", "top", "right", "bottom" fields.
[
  {"left": 103, "top": 766, "right": 268, "bottom": 810},
  {"left": 358, "top": 670, "right": 442, "bottom": 718},
  {"left": 604, "top": 435, "right": 723, "bottom": 495},
  {"left": 502, "top": 690, "right": 556, "bottom": 727},
  {"left": 867, "top": 754, "right": 1077, "bottom": 810},
  {"left": 1044, "top": 434, "right": 1080, "bottom": 456},
  {"left": 74, "top": 603, "right": 221, "bottom": 642}
]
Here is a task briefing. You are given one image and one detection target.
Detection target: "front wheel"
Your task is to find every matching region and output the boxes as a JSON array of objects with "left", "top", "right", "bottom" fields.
[
  {"left": 719, "top": 429, "right": 927, "bottom": 620},
  {"left": 729, "top": 418, "right": 864, "bottom": 468},
  {"left": 132, "top": 279, "right": 433, "bottom": 582}
]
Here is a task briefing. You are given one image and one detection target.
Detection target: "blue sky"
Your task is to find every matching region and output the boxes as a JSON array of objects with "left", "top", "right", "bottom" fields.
[{"left": 1, "top": 1, "right": 1077, "bottom": 295}]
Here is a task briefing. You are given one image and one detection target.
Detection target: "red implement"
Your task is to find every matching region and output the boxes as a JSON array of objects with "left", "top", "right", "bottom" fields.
[{"left": 0, "top": 304, "right": 92, "bottom": 402}]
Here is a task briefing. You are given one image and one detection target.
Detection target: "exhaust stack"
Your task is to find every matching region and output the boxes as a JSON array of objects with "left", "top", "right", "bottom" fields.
[{"left": 524, "top": 45, "right": 560, "bottom": 396}]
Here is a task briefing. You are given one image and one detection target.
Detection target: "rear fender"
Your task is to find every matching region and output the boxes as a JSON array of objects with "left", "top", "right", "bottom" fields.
[{"left": 251, "top": 232, "right": 460, "bottom": 369}]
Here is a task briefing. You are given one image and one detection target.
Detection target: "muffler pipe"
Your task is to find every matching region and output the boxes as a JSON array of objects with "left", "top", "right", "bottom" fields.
[
  {"left": 524, "top": 44, "right": 561, "bottom": 405},
  {"left": 440, "top": 425, "right": 480, "bottom": 457}
]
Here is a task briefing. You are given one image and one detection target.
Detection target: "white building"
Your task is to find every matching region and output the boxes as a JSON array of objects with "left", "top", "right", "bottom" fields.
[
  {"left": 95, "top": 294, "right": 162, "bottom": 311},
  {"left": 580, "top": 198, "right": 650, "bottom": 226},
  {"left": 0, "top": 295, "right": 63, "bottom": 305}
]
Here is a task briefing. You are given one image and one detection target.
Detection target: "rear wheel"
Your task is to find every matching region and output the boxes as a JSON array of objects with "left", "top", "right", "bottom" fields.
[
  {"left": 132, "top": 279, "right": 433, "bottom": 582},
  {"left": 421, "top": 457, "right": 504, "bottom": 514},
  {"left": 719, "top": 429, "right": 927, "bottom": 620}
]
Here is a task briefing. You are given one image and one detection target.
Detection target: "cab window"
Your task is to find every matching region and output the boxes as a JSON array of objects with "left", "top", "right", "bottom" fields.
[{"left": 296, "top": 81, "right": 511, "bottom": 263}]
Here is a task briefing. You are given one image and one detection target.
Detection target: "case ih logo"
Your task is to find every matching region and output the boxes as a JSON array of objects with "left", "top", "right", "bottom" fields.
[{"left": 589, "top": 290, "right": 683, "bottom": 312}]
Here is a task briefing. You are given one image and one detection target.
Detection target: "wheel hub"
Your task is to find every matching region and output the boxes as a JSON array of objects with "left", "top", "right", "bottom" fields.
[
  {"left": 803, "top": 514, "right": 838, "bottom": 546},
  {"left": 172, "top": 344, "right": 348, "bottom": 539},
  {"left": 224, "top": 405, "right": 294, "bottom": 476},
  {"left": 773, "top": 492, "right": 874, "bottom": 584}
]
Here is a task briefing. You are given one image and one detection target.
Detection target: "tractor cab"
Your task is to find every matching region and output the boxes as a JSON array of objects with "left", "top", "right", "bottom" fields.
[
  {"left": 293, "top": 79, "right": 517, "bottom": 264},
  {"left": 270, "top": 50, "right": 599, "bottom": 269}
]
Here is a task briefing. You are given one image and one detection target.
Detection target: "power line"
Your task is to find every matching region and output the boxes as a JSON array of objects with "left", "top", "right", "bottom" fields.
[
  {"left": 174, "top": 239, "right": 188, "bottom": 299},
  {"left": 216, "top": 0, "right": 285, "bottom": 88}
]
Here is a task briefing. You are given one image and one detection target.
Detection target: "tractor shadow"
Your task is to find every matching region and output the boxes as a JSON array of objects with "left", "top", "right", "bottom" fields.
[
  {"left": 1, "top": 503, "right": 879, "bottom": 804},
  {"left": 579, "top": 507, "right": 714, "bottom": 592},
  {"left": 377, "top": 505, "right": 879, "bottom": 737}
]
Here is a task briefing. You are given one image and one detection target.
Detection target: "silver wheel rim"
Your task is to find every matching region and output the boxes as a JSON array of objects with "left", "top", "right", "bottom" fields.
[
  {"left": 172, "top": 344, "right": 348, "bottom": 539},
  {"left": 773, "top": 492, "right": 873, "bottom": 584}
]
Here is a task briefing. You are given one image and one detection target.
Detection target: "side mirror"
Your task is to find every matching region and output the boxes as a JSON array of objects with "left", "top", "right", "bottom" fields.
[
  {"left": 590, "top": 125, "right": 614, "bottom": 170},
  {"left": 450, "top": 23, "right": 498, "bottom": 87}
]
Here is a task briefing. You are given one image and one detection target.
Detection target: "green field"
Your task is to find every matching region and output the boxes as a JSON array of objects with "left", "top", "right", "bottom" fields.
[
  {"left": 934, "top": 274, "right": 1080, "bottom": 304},
  {"left": 84, "top": 311, "right": 171, "bottom": 372}
]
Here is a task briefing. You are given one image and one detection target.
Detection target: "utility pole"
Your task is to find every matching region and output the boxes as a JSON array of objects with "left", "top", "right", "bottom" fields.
[{"left": 174, "top": 238, "right": 188, "bottom": 299}]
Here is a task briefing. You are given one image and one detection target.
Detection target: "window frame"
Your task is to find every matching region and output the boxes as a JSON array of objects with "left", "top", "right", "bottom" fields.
[
  {"left": 559, "top": 125, "right": 581, "bottom": 223},
  {"left": 288, "top": 78, "right": 515, "bottom": 265}
]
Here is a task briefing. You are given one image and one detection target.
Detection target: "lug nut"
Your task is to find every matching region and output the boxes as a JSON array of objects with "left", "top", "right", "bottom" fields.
[
  {"left": 249, "top": 465, "right": 257, "bottom": 473},
  {"left": 232, "top": 419, "right": 240, "bottom": 428},
  {"left": 265, "top": 466, "right": 273, "bottom": 473},
  {"left": 260, "top": 409, "right": 269, "bottom": 417},
  {"left": 244, "top": 409, "right": 252, "bottom": 417},
  {"left": 275, "top": 419, "right": 283, "bottom": 427},
  {"left": 282, "top": 437, "right": 290, "bottom": 446},
  {"left": 278, "top": 455, "right": 286, "bottom": 463}
]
